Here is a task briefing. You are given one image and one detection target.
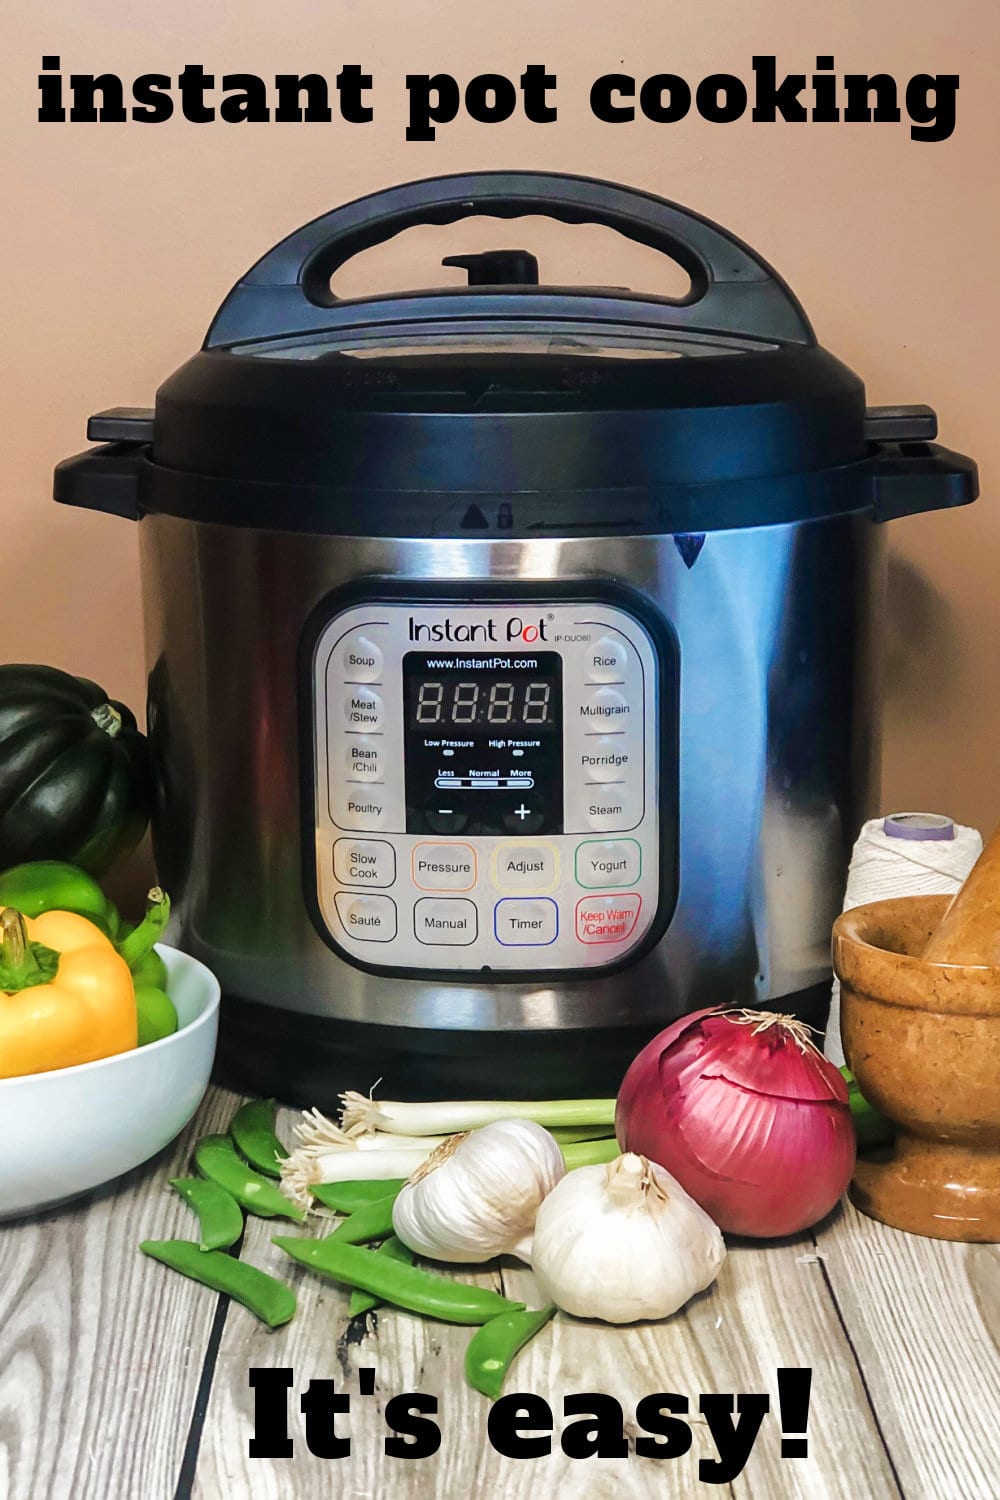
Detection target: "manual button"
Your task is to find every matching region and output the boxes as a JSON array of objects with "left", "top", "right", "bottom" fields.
[
  {"left": 334, "top": 892, "right": 397, "bottom": 942},
  {"left": 414, "top": 898, "right": 477, "bottom": 946},
  {"left": 494, "top": 898, "right": 558, "bottom": 946}
]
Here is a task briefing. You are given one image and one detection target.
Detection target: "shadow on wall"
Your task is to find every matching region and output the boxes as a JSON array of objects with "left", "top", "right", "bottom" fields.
[{"left": 883, "top": 550, "right": 963, "bottom": 720}]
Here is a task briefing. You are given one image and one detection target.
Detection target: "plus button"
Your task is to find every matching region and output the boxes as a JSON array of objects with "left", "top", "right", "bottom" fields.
[{"left": 514, "top": 803, "right": 531, "bottom": 821}]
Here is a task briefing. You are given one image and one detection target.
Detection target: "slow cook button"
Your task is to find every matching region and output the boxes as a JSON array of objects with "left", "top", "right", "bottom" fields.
[
  {"left": 492, "top": 842, "right": 558, "bottom": 893},
  {"left": 579, "top": 686, "right": 632, "bottom": 729},
  {"left": 585, "top": 784, "right": 642, "bottom": 831},
  {"left": 333, "top": 785, "right": 388, "bottom": 830},
  {"left": 414, "top": 897, "right": 477, "bottom": 946},
  {"left": 333, "top": 838, "right": 396, "bottom": 888},
  {"left": 575, "top": 893, "right": 642, "bottom": 945},
  {"left": 586, "top": 636, "right": 629, "bottom": 682},
  {"left": 343, "top": 687, "right": 384, "bottom": 730},
  {"left": 412, "top": 842, "right": 477, "bottom": 891},
  {"left": 334, "top": 892, "right": 397, "bottom": 942},
  {"left": 578, "top": 736, "right": 637, "bottom": 783},
  {"left": 341, "top": 634, "right": 383, "bottom": 683},
  {"left": 344, "top": 736, "right": 384, "bottom": 781},
  {"left": 575, "top": 839, "right": 641, "bottom": 888},
  {"left": 494, "top": 897, "right": 558, "bottom": 947}
]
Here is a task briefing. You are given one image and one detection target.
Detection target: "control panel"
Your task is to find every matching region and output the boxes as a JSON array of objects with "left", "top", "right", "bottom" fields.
[{"left": 309, "top": 596, "right": 665, "bottom": 973}]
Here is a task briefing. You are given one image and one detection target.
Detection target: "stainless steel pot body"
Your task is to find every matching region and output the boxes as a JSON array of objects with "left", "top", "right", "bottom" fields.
[{"left": 139, "top": 510, "right": 883, "bottom": 1038}]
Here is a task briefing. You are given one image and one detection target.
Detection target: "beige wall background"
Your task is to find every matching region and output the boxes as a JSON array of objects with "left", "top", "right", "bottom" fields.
[{"left": 3, "top": 0, "right": 999, "bottom": 884}]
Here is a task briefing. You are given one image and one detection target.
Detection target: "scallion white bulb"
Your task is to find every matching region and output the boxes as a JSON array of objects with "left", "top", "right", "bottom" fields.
[
  {"left": 391, "top": 1118, "right": 565, "bottom": 1263},
  {"left": 529, "top": 1152, "right": 726, "bottom": 1323}
]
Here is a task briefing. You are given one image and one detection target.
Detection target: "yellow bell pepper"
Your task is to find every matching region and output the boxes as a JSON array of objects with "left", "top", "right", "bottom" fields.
[{"left": 0, "top": 906, "right": 137, "bottom": 1078}]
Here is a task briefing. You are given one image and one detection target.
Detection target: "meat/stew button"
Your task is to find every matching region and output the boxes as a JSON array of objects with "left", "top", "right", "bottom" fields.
[{"left": 575, "top": 893, "right": 642, "bottom": 944}]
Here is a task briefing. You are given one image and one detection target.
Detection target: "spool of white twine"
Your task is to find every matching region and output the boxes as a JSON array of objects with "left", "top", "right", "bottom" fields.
[{"left": 825, "top": 812, "right": 983, "bottom": 1066}]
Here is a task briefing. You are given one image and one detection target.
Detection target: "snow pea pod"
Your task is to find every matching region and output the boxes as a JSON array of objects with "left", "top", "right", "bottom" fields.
[
  {"left": 136, "top": 985, "right": 178, "bottom": 1046},
  {"left": 170, "top": 1176, "right": 244, "bottom": 1251},
  {"left": 465, "top": 1304, "right": 557, "bottom": 1400},
  {"left": 329, "top": 1193, "right": 397, "bottom": 1245},
  {"left": 312, "top": 1179, "right": 406, "bottom": 1214},
  {"left": 273, "top": 1235, "right": 525, "bottom": 1325},
  {"left": 229, "top": 1098, "right": 286, "bottom": 1179},
  {"left": 348, "top": 1236, "right": 415, "bottom": 1317},
  {"left": 140, "top": 1240, "right": 296, "bottom": 1327},
  {"left": 195, "top": 1134, "right": 305, "bottom": 1222}
]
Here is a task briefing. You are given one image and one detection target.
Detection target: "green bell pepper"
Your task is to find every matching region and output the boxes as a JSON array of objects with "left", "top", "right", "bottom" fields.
[{"left": 0, "top": 860, "right": 122, "bottom": 939}]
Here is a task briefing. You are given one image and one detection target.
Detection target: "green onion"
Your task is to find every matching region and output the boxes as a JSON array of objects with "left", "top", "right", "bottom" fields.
[{"left": 339, "top": 1092, "right": 616, "bottom": 1138}]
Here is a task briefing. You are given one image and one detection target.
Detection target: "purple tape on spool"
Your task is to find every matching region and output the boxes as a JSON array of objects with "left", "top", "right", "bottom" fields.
[{"left": 882, "top": 812, "right": 956, "bottom": 842}]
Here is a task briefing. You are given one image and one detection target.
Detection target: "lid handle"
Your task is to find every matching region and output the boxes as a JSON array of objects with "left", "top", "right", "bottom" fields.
[{"left": 205, "top": 171, "right": 814, "bottom": 349}]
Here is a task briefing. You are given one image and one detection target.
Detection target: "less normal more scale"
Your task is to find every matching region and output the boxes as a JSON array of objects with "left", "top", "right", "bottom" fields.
[{"left": 308, "top": 591, "right": 677, "bottom": 977}]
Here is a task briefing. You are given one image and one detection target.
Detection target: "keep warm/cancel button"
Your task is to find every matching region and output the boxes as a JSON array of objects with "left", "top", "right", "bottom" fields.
[{"left": 575, "top": 893, "right": 642, "bottom": 944}]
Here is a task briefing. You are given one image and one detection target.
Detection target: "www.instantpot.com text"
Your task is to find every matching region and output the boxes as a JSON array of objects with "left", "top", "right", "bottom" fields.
[{"left": 37, "top": 56, "right": 958, "bottom": 141}]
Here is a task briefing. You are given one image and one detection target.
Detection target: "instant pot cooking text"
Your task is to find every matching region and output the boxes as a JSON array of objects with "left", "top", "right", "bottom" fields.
[{"left": 38, "top": 55, "right": 958, "bottom": 142}]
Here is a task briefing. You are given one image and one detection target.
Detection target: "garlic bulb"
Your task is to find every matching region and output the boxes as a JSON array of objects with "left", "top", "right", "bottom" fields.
[
  {"left": 391, "top": 1119, "right": 565, "bottom": 1263},
  {"left": 529, "top": 1153, "right": 726, "bottom": 1323}
]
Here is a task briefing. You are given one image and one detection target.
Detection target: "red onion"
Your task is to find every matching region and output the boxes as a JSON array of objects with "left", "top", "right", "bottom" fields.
[{"left": 615, "top": 1007, "right": 855, "bottom": 1238}]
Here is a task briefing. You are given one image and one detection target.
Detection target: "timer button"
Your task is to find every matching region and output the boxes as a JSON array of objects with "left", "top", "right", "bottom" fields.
[
  {"left": 343, "top": 687, "right": 384, "bottom": 731},
  {"left": 344, "top": 736, "right": 384, "bottom": 781},
  {"left": 341, "top": 634, "right": 384, "bottom": 683},
  {"left": 335, "top": 892, "right": 397, "bottom": 942},
  {"left": 414, "top": 897, "right": 478, "bottom": 946},
  {"left": 579, "top": 686, "right": 632, "bottom": 729},
  {"left": 494, "top": 897, "right": 558, "bottom": 947},
  {"left": 412, "top": 842, "right": 477, "bottom": 891},
  {"left": 333, "top": 838, "right": 395, "bottom": 888},
  {"left": 586, "top": 636, "right": 629, "bottom": 682}
]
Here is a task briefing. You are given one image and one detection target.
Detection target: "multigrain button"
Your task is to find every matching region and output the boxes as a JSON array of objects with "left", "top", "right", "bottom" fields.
[
  {"left": 343, "top": 687, "right": 384, "bottom": 730},
  {"left": 344, "top": 736, "right": 384, "bottom": 781},
  {"left": 586, "top": 636, "right": 629, "bottom": 682},
  {"left": 333, "top": 838, "right": 395, "bottom": 888},
  {"left": 575, "top": 893, "right": 642, "bottom": 944},
  {"left": 494, "top": 898, "right": 558, "bottom": 946},
  {"left": 341, "top": 634, "right": 383, "bottom": 683},
  {"left": 333, "top": 784, "right": 388, "bottom": 830},
  {"left": 492, "top": 843, "right": 558, "bottom": 893},
  {"left": 579, "top": 686, "right": 632, "bottom": 729},
  {"left": 334, "top": 892, "right": 397, "bottom": 942},
  {"left": 575, "top": 839, "right": 642, "bottom": 888},
  {"left": 578, "top": 737, "right": 635, "bottom": 783},
  {"left": 585, "top": 784, "right": 642, "bottom": 831},
  {"left": 414, "top": 897, "right": 477, "bottom": 946},
  {"left": 411, "top": 842, "right": 477, "bottom": 891}
]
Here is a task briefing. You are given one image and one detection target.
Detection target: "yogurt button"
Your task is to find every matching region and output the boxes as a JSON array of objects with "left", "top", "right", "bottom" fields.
[
  {"left": 575, "top": 839, "right": 641, "bottom": 888},
  {"left": 341, "top": 635, "right": 383, "bottom": 683}
]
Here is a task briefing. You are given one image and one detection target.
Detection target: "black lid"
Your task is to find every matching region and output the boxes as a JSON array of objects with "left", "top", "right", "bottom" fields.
[{"left": 54, "top": 173, "right": 979, "bottom": 536}]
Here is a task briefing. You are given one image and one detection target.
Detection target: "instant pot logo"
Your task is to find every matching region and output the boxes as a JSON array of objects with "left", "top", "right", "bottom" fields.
[{"left": 408, "top": 615, "right": 548, "bottom": 644}]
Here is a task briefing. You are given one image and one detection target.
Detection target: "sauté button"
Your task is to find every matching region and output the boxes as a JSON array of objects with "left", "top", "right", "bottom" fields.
[
  {"left": 341, "top": 634, "right": 384, "bottom": 683},
  {"left": 575, "top": 893, "right": 642, "bottom": 944},
  {"left": 344, "top": 736, "right": 384, "bottom": 781},
  {"left": 335, "top": 892, "right": 397, "bottom": 942},
  {"left": 414, "top": 898, "right": 478, "bottom": 946},
  {"left": 343, "top": 688, "right": 384, "bottom": 730},
  {"left": 492, "top": 843, "right": 558, "bottom": 893},
  {"left": 575, "top": 839, "right": 641, "bottom": 889},
  {"left": 333, "top": 838, "right": 396, "bottom": 888},
  {"left": 586, "top": 636, "right": 629, "bottom": 682},
  {"left": 412, "top": 843, "right": 477, "bottom": 891},
  {"left": 578, "top": 687, "right": 631, "bottom": 728},
  {"left": 578, "top": 737, "right": 635, "bottom": 783},
  {"left": 494, "top": 897, "right": 558, "bottom": 946},
  {"left": 333, "top": 784, "right": 388, "bottom": 830}
]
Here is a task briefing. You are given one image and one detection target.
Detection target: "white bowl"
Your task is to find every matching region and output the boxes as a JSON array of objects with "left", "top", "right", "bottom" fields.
[{"left": 0, "top": 944, "right": 220, "bottom": 1221}]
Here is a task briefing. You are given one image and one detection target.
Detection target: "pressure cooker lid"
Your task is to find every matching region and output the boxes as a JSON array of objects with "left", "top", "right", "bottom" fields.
[{"left": 56, "top": 174, "right": 979, "bottom": 535}]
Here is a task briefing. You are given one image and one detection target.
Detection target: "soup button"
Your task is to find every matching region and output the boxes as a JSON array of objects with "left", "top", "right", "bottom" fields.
[{"left": 575, "top": 893, "right": 641, "bottom": 944}]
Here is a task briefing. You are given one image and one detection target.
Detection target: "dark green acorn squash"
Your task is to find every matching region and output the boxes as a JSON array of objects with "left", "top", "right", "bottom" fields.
[{"left": 0, "top": 664, "right": 152, "bottom": 876}]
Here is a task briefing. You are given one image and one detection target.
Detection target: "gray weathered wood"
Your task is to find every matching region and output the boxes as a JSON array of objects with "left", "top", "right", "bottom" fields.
[{"left": 0, "top": 1085, "right": 236, "bottom": 1500}]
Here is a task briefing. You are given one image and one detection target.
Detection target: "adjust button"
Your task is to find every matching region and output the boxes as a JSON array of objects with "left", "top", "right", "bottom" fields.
[
  {"left": 495, "top": 898, "right": 558, "bottom": 947},
  {"left": 575, "top": 838, "right": 641, "bottom": 889},
  {"left": 343, "top": 688, "right": 384, "bottom": 730},
  {"left": 412, "top": 842, "right": 477, "bottom": 891},
  {"left": 575, "top": 893, "right": 642, "bottom": 944},
  {"left": 341, "top": 634, "right": 383, "bottom": 683},
  {"left": 492, "top": 843, "right": 558, "bottom": 894},
  {"left": 332, "top": 784, "right": 388, "bottom": 830},
  {"left": 335, "top": 892, "right": 397, "bottom": 942},
  {"left": 414, "top": 898, "right": 478, "bottom": 946},
  {"left": 333, "top": 838, "right": 396, "bottom": 888},
  {"left": 344, "top": 736, "right": 384, "bottom": 781}
]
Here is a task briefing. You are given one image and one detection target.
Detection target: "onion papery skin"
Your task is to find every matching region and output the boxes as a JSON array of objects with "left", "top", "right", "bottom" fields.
[{"left": 615, "top": 1008, "right": 856, "bottom": 1238}]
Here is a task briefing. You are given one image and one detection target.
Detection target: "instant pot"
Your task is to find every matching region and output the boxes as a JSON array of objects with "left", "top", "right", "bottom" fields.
[{"left": 54, "top": 172, "right": 978, "bottom": 1105}]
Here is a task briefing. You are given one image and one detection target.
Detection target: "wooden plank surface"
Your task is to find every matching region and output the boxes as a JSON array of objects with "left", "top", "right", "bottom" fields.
[
  {"left": 817, "top": 1202, "right": 1000, "bottom": 1500},
  {"left": 0, "top": 1086, "right": 235, "bottom": 1500}
]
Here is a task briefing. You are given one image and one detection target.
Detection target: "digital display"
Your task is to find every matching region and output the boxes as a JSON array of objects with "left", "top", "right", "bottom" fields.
[{"left": 403, "top": 652, "right": 563, "bottom": 836}]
